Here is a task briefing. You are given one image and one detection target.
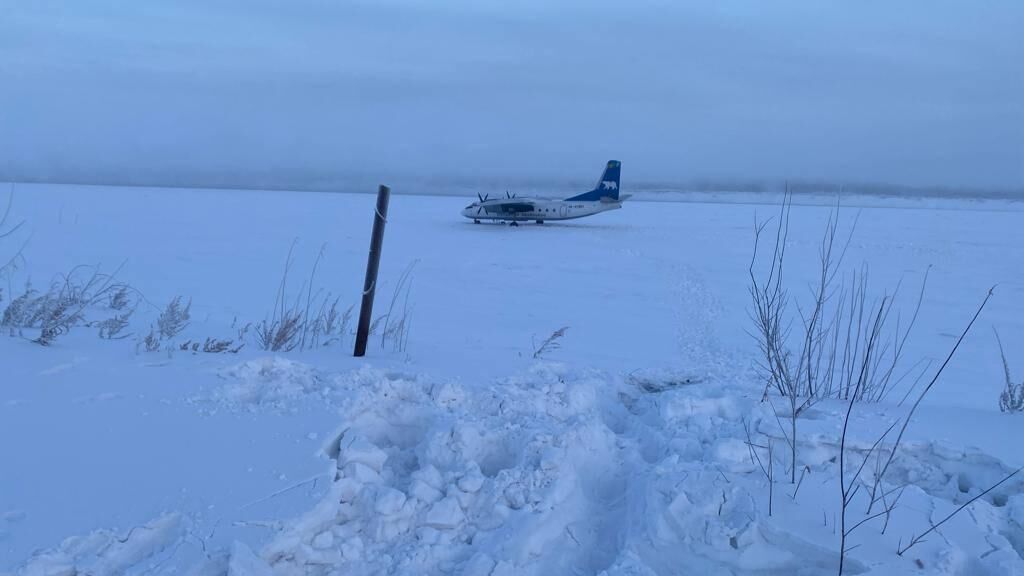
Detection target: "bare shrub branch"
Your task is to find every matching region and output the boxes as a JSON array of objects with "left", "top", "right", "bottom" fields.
[
  {"left": 381, "top": 260, "right": 418, "bottom": 353},
  {"left": 2, "top": 280, "right": 40, "bottom": 333},
  {"left": 898, "top": 467, "right": 1021, "bottom": 557},
  {"left": 743, "top": 419, "right": 775, "bottom": 516},
  {"left": 864, "top": 287, "right": 995, "bottom": 516},
  {"left": 256, "top": 242, "right": 355, "bottom": 353},
  {"left": 994, "top": 327, "right": 1023, "bottom": 412},
  {"left": 143, "top": 328, "right": 161, "bottom": 352},
  {"left": 0, "top": 263, "right": 130, "bottom": 346},
  {"left": 95, "top": 308, "right": 134, "bottom": 340},
  {"left": 533, "top": 326, "right": 569, "bottom": 359},
  {"left": 368, "top": 315, "right": 385, "bottom": 337},
  {"left": 177, "top": 337, "right": 243, "bottom": 354},
  {"left": 108, "top": 285, "right": 132, "bottom": 311},
  {"left": 750, "top": 192, "right": 927, "bottom": 485},
  {"left": 256, "top": 310, "right": 302, "bottom": 352},
  {"left": 0, "top": 187, "right": 27, "bottom": 280},
  {"left": 256, "top": 241, "right": 302, "bottom": 352},
  {"left": 838, "top": 288, "right": 994, "bottom": 575},
  {"left": 157, "top": 296, "right": 191, "bottom": 340},
  {"left": 299, "top": 244, "right": 326, "bottom": 351},
  {"left": 35, "top": 299, "right": 84, "bottom": 346}
]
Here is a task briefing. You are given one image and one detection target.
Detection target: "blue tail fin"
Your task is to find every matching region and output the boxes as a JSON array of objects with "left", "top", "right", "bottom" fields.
[{"left": 566, "top": 160, "right": 621, "bottom": 202}]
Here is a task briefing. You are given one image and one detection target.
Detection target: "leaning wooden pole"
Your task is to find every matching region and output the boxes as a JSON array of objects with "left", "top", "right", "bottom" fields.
[{"left": 354, "top": 185, "right": 391, "bottom": 357}]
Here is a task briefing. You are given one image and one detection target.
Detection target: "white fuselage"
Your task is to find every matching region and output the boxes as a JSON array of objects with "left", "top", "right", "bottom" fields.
[{"left": 461, "top": 198, "right": 622, "bottom": 223}]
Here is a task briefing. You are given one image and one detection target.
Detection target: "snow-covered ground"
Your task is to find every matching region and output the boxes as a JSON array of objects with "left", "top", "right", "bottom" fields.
[{"left": 1, "top": 184, "right": 1022, "bottom": 575}]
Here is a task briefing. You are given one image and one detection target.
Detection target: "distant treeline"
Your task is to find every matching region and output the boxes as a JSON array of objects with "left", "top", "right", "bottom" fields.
[
  {"left": 629, "top": 180, "right": 1024, "bottom": 201},
  {"left": 3, "top": 170, "right": 1021, "bottom": 201}
]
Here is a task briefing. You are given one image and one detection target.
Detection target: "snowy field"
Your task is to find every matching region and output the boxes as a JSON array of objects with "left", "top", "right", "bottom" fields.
[{"left": 1, "top": 184, "right": 1023, "bottom": 575}]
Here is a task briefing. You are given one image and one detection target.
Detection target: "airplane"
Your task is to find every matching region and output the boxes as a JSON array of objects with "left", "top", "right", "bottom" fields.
[{"left": 461, "top": 160, "right": 628, "bottom": 226}]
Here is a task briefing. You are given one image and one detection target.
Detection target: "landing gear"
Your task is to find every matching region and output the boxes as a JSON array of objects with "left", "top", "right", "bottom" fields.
[
  {"left": 536, "top": 220, "right": 544, "bottom": 224},
  {"left": 509, "top": 221, "right": 520, "bottom": 227},
  {"left": 473, "top": 219, "right": 481, "bottom": 224}
]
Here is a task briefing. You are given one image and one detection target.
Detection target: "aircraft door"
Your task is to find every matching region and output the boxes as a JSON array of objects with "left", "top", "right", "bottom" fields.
[{"left": 559, "top": 205, "right": 569, "bottom": 218}]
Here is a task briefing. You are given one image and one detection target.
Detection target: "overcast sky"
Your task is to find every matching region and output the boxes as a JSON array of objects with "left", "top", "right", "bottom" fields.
[{"left": 1, "top": 0, "right": 1021, "bottom": 189}]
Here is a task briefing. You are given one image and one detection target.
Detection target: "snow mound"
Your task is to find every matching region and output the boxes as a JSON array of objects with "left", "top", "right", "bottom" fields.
[
  {"left": 212, "top": 357, "right": 326, "bottom": 411},
  {"left": 207, "top": 356, "right": 432, "bottom": 414},
  {"left": 209, "top": 359, "right": 407, "bottom": 413},
  {"left": 257, "top": 364, "right": 641, "bottom": 575},
  {"left": 15, "top": 514, "right": 186, "bottom": 576},
  {"left": 19, "top": 362, "right": 1024, "bottom": 576},
  {"left": 188, "top": 363, "right": 1023, "bottom": 576}
]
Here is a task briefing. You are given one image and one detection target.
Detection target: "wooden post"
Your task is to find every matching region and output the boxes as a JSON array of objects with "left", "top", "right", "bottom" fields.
[{"left": 354, "top": 185, "right": 391, "bottom": 357}]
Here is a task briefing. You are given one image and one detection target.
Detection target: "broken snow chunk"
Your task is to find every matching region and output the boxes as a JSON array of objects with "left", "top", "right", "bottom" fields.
[
  {"left": 340, "top": 536, "right": 364, "bottom": 561},
  {"left": 462, "top": 552, "right": 497, "bottom": 576},
  {"left": 452, "top": 424, "right": 487, "bottom": 457},
  {"left": 338, "top": 435, "right": 388, "bottom": 473},
  {"left": 431, "top": 381, "right": 465, "bottom": 407},
  {"left": 566, "top": 383, "right": 597, "bottom": 412},
  {"left": 228, "top": 541, "right": 275, "bottom": 576},
  {"left": 311, "top": 530, "right": 334, "bottom": 550},
  {"left": 452, "top": 485, "right": 476, "bottom": 509},
  {"left": 1008, "top": 494, "right": 1024, "bottom": 526},
  {"left": 342, "top": 462, "right": 382, "bottom": 484},
  {"left": 491, "top": 560, "right": 519, "bottom": 576},
  {"left": 425, "top": 496, "right": 465, "bottom": 529},
  {"left": 667, "top": 490, "right": 693, "bottom": 519},
  {"left": 714, "top": 438, "right": 757, "bottom": 473},
  {"left": 374, "top": 487, "right": 407, "bottom": 516},
  {"left": 412, "top": 464, "right": 444, "bottom": 490},
  {"left": 457, "top": 463, "right": 485, "bottom": 493},
  {"left": 662, "top": 394, "right": 739, "bottom": 423},
  {"left": 417, "top": 526, "right": 443, "bottom": 545},
  {"left": 332, "top": 521, "right": 361, "bottom": 541},
  {"left": 654, "top": 453, "right": 680, "bottom": 473},
  {"left": 477, "top": 503, "right": 511, "bottom": 531},
  {"left": 670, "top": 437, "right": 704, "bottom": 461},
  {"left": 540, "top": 448, "right": 561, "bottom": 472},
  {"left": 410, "top": 478, "right": 444, "bottom": 504},
  {"left": 334, "top": 477, "right": 362, "bottom": 503},
  {"left": 504, "top": 483, "right": 528, "bottom": 510},
  {"left": 736, "top": 536, "right": 795, "bottom": 571}
]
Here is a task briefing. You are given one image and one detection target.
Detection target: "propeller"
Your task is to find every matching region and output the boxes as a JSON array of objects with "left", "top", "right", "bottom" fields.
[
  {"left": 505, "top": 190, "right": 516, "bottom": 199},
  {"left": 475, "top": 193, "right": 491, "bottom": 214}
]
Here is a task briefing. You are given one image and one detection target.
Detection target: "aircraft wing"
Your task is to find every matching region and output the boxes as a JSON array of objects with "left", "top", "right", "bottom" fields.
[{"left": 482, "top": 201, "right": 536, "bottom": 214}]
